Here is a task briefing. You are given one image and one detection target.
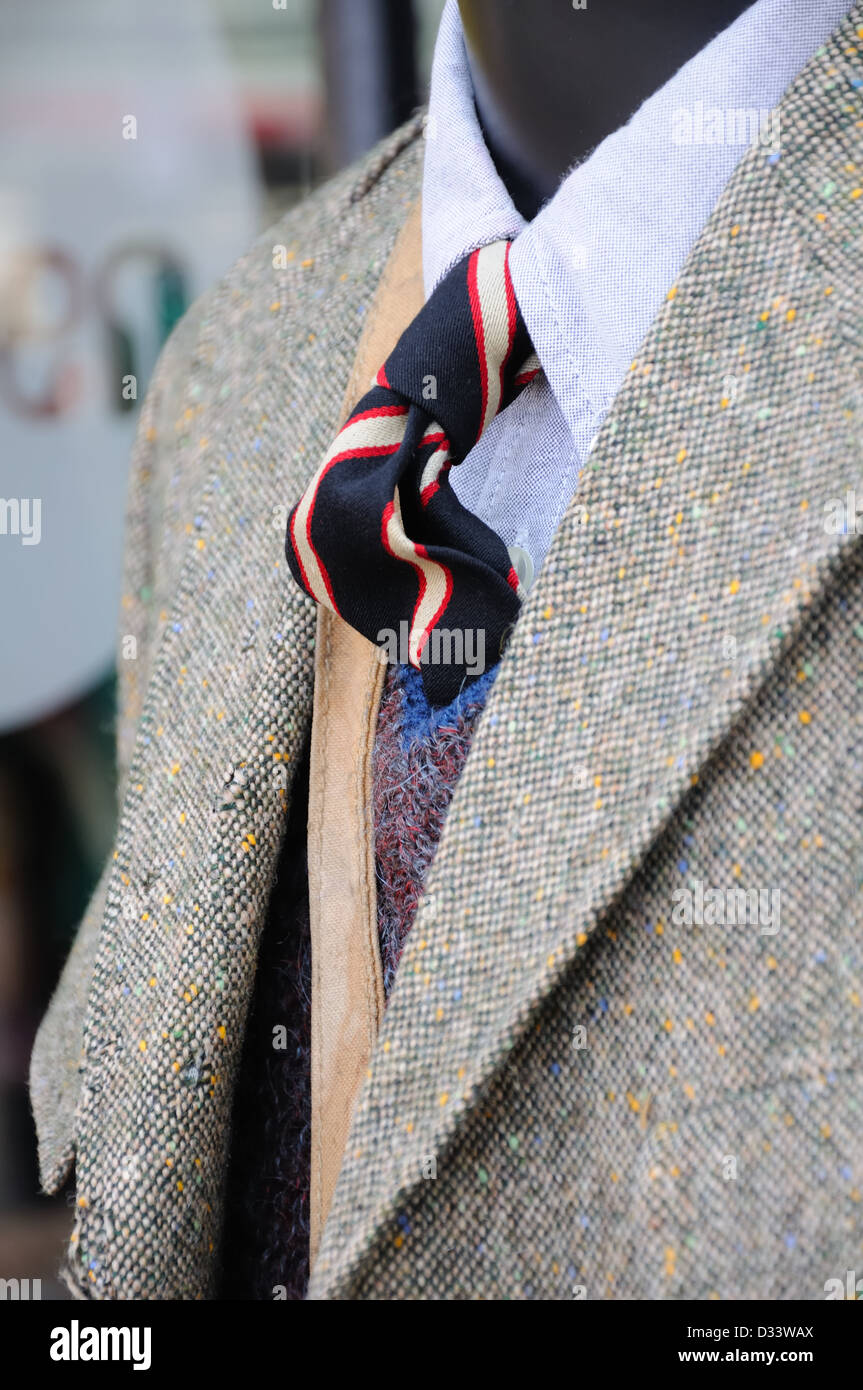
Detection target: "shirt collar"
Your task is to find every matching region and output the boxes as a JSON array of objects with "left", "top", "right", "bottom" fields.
[{"left": 423, "top": 0, "right": 853, "bottom": 433}]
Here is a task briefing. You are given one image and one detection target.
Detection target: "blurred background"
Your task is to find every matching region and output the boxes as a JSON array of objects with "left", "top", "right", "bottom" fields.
[{"left": 0, "top": 0, "right": 444, "bottom": 1297}]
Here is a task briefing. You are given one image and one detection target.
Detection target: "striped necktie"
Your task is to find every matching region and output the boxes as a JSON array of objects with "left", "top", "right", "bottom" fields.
[{"left": 285, "top": 239, "right": 540, "bottom": 707}]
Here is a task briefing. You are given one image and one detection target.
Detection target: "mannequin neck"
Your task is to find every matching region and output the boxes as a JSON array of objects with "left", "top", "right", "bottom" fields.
[{"left": 457, "top": 0, "right": 756, "bottom": 219}]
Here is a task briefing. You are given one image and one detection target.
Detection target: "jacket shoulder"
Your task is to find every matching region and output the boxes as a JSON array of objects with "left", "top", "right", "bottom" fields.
[
  {"left": 116, "top": 112, "right": 425, "bottom": 776},
  {"left": 174, "top": 111, "right": 425, "bottom": 358}
]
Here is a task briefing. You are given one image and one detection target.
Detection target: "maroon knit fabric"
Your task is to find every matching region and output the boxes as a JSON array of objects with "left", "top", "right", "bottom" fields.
[{"left": 372, "top": 664, "right": 487, "bottom": 996}]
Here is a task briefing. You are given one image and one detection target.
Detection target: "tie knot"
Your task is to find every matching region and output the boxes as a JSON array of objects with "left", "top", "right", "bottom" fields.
[
  {"left": 286, "top": 237, "right": 541, "bottom": 705},
  {"left": 381, "top": 240, "right": 538, "bottom": 461}
]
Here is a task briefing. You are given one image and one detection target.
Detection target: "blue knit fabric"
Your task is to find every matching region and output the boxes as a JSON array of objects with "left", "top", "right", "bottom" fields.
[{"left": 394, "top": 660, "right": 500, "bottom": 750}]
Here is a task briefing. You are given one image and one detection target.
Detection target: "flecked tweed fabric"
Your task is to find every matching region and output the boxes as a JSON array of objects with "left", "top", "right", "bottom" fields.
[
  {"left": 219, "top": 740, "right": 312, "bottom": 1301},
  {"left": 29, "top": 3, "right": 863, "bottom": 1302},
  {"left": 29, "top": 115, "right": 427, "bottom": 1299}
]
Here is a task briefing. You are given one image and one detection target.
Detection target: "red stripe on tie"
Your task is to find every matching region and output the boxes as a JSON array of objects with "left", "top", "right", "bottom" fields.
[
  {"left": 499, "top": 242, "right": 518, "bottom": 407},
  {"left": 506, "top": 565, "right": 520, "bottom": 592},
  {"left": 376, "top": 363, "right": 390, "bottom": 388},
  {"left": 380, "top": 498, "right": 422, "bottom": 632},
  {"left": 287, "top": 490, "right": 341, "bottom": 614},
  {"left": 287, "top": 504, "right": 315, "bottom": 596},
  {"left": 381, "top": 503, "right": 454, "bottom": 669},
  {"left": 381, "top": 499, "right": 396, "bottom": 544},
  {"left": 419, "top": 460, "right": 452, "bottom": 508},
  {"left": 324, "top": 442, "right": 404, "bottom": 469},
  {"left": 345, "top": 403, "right": 408, "bottom": 425},
  {"left": 292, "top": 428, "right": 404, "bottom": 611},
  {"left": 296, "top": 458, "right": 344, "bottom": 614},
  {"left": 411, "top": 540, "right": 454, "bottom": 666},
  {"left": 513, "top": 367, "right": 539, "bottom": 387},
  {"left": 467, "top": 247, "right": 488, "bottom": 445}
]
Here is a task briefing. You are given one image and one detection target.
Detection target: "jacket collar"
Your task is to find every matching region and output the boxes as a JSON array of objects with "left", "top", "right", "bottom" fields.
[{"left": 310, "top": 2, "right": 863, "bottom": 1296}]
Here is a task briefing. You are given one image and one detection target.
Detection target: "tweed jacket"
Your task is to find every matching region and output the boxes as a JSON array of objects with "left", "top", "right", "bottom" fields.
[{"left": 31, "top": 4, "right": 863, "bottom": 1300}]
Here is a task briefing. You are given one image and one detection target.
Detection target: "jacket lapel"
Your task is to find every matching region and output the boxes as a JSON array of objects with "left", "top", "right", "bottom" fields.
[
  {"left": 46, "top": 118, "right": 428, "bottom": 1299},
  {"left": 311, "top": 3, "right": 863, "bottom": 1296},
  {"left": 308, "top": 200, "right": 425, "bottom": 1262}
]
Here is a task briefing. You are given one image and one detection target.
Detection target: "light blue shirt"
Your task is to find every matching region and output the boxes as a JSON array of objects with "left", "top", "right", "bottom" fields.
[{"left": 423, "top": 0, "right": 851, "bottom": 582}]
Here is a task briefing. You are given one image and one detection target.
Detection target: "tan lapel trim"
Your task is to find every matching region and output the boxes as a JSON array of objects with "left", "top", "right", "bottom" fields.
[
  {"left": 311, "top": 7, "right": 863, "bottom": 1297},
  {"left": 308, "top": 611, "right": 386, "bottom": 1265},
  {"left": 308, "top": 198, "right": 424, "bottom": 1263}
]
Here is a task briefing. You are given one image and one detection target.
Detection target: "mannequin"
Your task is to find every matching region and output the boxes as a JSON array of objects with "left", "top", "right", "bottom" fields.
[{"left": 457, "top": 0, "right": 756, "bottom": 218}]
